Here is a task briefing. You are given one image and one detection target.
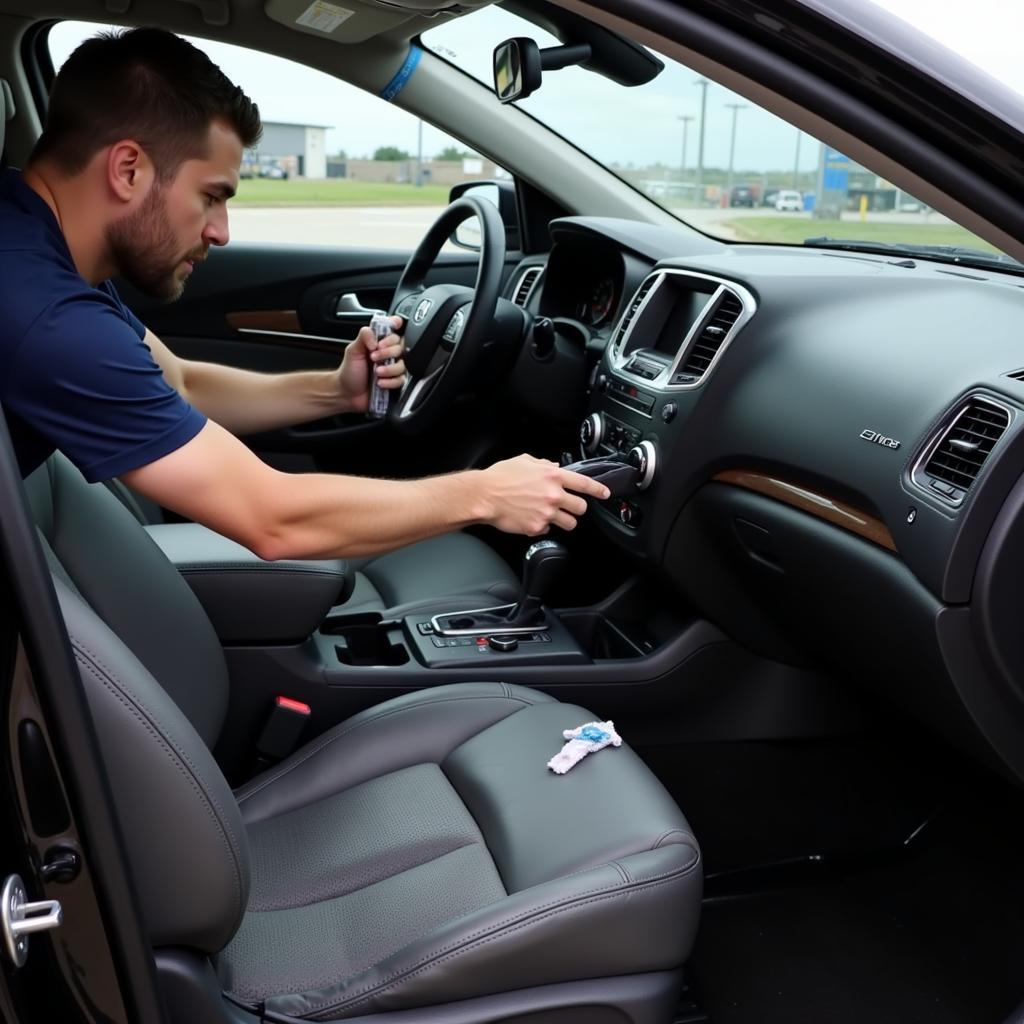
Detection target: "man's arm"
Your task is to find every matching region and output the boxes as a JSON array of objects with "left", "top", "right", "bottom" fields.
[
  {"left": 121, "top": 420, "right": 611, "bottom": 561},
  {"left": 142, "top": 320, "right": 404, "bottom": 435}
]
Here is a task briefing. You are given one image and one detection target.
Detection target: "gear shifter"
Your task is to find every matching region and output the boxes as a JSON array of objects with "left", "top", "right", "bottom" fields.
[{"left": 503, "top": 539, "right": 569, "bottom": 627}]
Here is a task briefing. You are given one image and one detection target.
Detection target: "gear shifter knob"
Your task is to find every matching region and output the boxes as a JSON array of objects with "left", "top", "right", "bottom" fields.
[{"left": 504, "top": 539, "right": 568, "bottom": 627}]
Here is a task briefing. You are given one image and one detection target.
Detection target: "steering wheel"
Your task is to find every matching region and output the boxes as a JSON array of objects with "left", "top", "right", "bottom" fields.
[{"left": 385, "top": 195, "right": 506, "bottom": 433}]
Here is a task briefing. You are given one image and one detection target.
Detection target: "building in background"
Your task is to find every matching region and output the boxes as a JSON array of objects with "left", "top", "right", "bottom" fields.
[
  {"left": 244, "top": 121, "right": 329, "bottom": 179},
  {"left": 327, "top": 156, "right": 504, "bottom": 185}
]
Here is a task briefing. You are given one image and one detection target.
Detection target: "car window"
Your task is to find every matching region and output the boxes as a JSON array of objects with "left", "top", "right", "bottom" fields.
[
  {"left": 47, "top": 22, "right": 508, "bottom": 251},
  {"left": 422, "top": 5, "right": 1019, "bottom": 267}
]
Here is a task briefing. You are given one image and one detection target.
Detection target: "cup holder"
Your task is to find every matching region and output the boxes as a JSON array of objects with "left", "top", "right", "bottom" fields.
[
  {"left": 559, "top": 611, "right": 647, "bottom": 660},
  {"left": 322, "top": 613, "right": 409, "bottom": 667}
]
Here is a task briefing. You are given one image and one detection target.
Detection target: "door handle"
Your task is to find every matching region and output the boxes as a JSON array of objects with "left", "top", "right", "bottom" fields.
[{"left": 335, "top": 292, "right": 377, "bottom": 325}]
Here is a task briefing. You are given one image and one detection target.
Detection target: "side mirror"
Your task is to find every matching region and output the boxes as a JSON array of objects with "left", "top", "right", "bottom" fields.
[
  {"left": 449, "top": 180, "right": 519, "bottom": 251},
  {"left": 493, "top": 37, "right": 591, "bottom": 103}
]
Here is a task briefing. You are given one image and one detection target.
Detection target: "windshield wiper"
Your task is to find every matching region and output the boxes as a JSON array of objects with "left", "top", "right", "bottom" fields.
[{"left": 803, "top": 237, "right": 1024, "bottom": 274}]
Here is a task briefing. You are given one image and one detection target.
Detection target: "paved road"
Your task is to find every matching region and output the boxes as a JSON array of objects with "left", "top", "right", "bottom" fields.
[{"left": 227, "top": 204, "right": 951, "bottom": 249}]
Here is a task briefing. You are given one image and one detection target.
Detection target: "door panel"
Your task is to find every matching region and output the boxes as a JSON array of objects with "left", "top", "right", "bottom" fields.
[{"left": 120, "top": 242, "right": 522, "bottom": 477}]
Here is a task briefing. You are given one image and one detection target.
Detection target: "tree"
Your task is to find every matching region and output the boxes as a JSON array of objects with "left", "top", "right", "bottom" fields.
[
  {"left": 435, "top": 146, "right": 473, "bottom": 161},
  {"left": 335, "top": 148, "right": 348, "bottom": 159},
  {"left": 373, "top": 146, "right": 411, "bottom": 161}
]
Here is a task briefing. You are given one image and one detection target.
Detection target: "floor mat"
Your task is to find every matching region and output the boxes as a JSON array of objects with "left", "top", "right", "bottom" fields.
[{"left": 688, "top": 787, "right": 1024, "bottom": 1024}]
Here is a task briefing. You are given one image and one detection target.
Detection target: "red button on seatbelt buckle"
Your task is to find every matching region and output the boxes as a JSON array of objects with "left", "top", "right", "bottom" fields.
[
  {"left": 275, "top": 696, "right": 311, "bottom": 716},
  {"left": 258, "top": 696, "right": 311, "bottom": 760}
]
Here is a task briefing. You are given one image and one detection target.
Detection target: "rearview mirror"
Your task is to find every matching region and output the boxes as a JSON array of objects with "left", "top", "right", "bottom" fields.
[
  {"left": 493, "top": 37, "right": 591, "bottom": 103},
  {"left": 494, "top": 38, "right": 530, "bottom": 103}
]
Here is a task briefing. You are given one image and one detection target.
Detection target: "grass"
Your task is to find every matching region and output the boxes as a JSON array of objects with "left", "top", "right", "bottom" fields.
[
  {"left": 721, "top": 215, "right": 1000, "bottom": 252},
  {"left": 234, "top": 178, "right": 451, "bottom": 206}
]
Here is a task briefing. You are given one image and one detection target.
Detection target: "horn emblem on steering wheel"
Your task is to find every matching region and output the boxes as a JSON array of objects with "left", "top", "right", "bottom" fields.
[{"left": 413, "top": 298, "right": 433, "bottom": 324}]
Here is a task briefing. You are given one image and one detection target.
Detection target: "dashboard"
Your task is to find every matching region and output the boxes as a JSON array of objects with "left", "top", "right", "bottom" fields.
[{"left": 504, "top": 216, "right": 1024, "bottom": 785}]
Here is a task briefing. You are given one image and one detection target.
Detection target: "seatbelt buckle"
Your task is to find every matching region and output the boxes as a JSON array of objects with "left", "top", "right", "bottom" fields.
[{"left": 257, "top": 696, "right": 311, "bottom": 761}]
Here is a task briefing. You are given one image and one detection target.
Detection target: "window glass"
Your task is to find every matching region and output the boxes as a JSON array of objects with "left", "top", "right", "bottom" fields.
[
  {"left": 47, "top": 22, "right": 502, "bottom": 249},
  {"left": 423, "top": 5, "right": 1019, "bottom": 268}
]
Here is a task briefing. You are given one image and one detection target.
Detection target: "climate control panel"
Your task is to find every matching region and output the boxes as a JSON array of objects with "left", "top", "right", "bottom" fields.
[{"left": 580, "top": 412, "right": 643, "bottom": 458}]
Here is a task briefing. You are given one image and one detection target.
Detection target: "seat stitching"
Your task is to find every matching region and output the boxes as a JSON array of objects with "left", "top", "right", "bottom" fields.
[
  {"left": 652, "top": 828, "right": 695, "bottom": 850},
  {"left": 299, "top": 856, "right": 701, "bottom": 1018},
  {"left": 72, "top": 648, "right": 244, "bottom": 923},
  {"left": 608, "top": 860, "right": 630, "bottom": 885},
  {"left": 177, "top": 565, "right": 343, "bottom": 578},
  {"left": 236, "top": 693, "right": 535, "bottom": 806},
  {"left": 247, "top": 837, "right": 486, "bottom": 913},
  {"left": 72, "top": 640, "right": 245, "bottom": 876},
  {"left": 285, "top": 853, "right": 699, "bottom": 1013}
]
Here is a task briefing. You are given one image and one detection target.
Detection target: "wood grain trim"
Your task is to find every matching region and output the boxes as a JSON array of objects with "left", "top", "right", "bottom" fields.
[
  {"left": 713, "top": 469, "right": 898, "bottom": 553},
  {"left": 226, "top": 310, "right": 301, "bottom": 333}
]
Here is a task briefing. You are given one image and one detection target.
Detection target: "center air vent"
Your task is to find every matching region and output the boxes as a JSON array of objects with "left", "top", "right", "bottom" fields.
[
  {"left": 680, "top": 291, "right": 744, "bottom": 378},
  {"left": 919, "top": 398, "right": 1011, "bottom": 501},
  {"left": 512, "top": 266, "right": 542, "bottom": 307},
  {"left": 613, "top": 275, "right": 658, "bottom": 350}
]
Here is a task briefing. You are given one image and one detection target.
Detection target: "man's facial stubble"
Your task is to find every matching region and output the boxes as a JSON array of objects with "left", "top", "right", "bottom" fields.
[{"left": 105, "top": 182, "right": 204, "bottom": 302}]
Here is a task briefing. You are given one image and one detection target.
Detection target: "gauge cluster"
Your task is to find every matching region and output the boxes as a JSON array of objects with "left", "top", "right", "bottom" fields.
[
  {"left": 576, "top": 276, "right": 617, "bottom": 326},
  {"left": 538, "top": 240, "right": 625, "bottom": 332}
]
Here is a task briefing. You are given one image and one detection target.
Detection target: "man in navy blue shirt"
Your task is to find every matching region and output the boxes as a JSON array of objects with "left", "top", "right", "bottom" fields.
[{"left": 1, "top": 28, "right": 608, "bottom": 559}]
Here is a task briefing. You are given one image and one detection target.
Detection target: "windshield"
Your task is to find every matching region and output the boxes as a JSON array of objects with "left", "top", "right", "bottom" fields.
[{"left": 423, "top": 3, "right": 1023, "bottom": 270}]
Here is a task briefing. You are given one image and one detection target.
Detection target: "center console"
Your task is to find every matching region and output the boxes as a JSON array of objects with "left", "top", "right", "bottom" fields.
[
  {"left": 321, "top": 537, "right": 635, "bottom": 670},
  {"left": 580, "top": 267, "right": 755, "bottom": 538}
]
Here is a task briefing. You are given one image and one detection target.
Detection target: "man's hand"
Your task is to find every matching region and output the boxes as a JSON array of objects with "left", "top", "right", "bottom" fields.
[
  {"left": 477, "top": 455, "right": 611, "bottom": 535},
  {"left": 337, "top": 315, "right": 407, "bottom": 414}
]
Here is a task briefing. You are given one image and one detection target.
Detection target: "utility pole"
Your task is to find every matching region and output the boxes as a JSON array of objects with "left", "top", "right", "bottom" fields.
[
  {"left": 415, "top": 119, "right": 423, "bottom": 187},
  {"left": 694, "top": 78, "right": 708, "bottom": 206},
  {"left": 678, "top": 114, "right": 694, "bottom": 199},
  {"left": 724, "top": 102, "right": 746, "bottom": 198},
  {"left": 793, "top": 128, "right": 802, "bottom": 188}
]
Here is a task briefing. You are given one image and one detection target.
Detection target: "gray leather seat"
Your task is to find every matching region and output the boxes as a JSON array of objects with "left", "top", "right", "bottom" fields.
[
  {"left": 105, "top": 477, "right": 519, "bottom": 616},
  {"left": 30, "top": 455, "right": 702, "bottom": 1023}
]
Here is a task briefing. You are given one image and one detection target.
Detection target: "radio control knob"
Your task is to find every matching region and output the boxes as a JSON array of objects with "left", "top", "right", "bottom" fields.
[
  {"left": 618, "top": 502, "right": 643, "bottom": 527},
  {"left": 580, "top": 413, "right": 603, "bottom": 456},
  {"left": 627, "top": 441, "right": 657, "bottom": 491}
]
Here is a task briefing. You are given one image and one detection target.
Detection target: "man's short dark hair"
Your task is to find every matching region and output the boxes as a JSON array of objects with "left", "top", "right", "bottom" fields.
[{"left": 31, "top": 27, "right": 261, "bottom": 180}]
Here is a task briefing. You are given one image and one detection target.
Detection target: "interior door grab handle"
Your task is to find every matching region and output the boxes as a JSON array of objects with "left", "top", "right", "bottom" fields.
[{"left": 336, "top": 292, "right": 377, "bottom": 320}]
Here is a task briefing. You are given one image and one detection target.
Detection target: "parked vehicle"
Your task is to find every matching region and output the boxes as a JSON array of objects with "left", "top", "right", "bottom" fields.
[
  {"left": 728, "top": 184, "right": 756, "bottom": 207},
  {"left": 774, "top": 188, "right": 804, "bottom": 211}
]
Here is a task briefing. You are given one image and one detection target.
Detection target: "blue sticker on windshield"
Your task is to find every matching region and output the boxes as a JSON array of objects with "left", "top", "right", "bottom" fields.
[{"left": 380, "top": 45, "right": 422, "bottom": 102}]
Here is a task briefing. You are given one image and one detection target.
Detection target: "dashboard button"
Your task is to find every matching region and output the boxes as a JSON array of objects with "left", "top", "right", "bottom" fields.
[{"left": 662, "top": 402, "right": 678, "bottom": 423}]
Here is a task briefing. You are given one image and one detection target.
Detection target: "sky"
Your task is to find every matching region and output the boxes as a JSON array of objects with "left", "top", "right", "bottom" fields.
[{"left": 48, "top": 1, "right": 1024, "bottom": 175}]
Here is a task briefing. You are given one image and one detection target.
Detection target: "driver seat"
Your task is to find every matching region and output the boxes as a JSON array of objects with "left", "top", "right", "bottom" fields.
[{"left": 104, "top": 477, "right": 520, "bottom": 616}]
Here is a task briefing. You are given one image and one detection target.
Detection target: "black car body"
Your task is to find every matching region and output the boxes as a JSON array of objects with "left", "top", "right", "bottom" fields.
[{"left": 2, "top": 1, "right": 1024, "bottom": 1022}]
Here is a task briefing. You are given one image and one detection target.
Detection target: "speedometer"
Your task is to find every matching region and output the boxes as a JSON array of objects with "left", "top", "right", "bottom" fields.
[{"left": 581, "top": 277, "right": 616, "bottom": 325}]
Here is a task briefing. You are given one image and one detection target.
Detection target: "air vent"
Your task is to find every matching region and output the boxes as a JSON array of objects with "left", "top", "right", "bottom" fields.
[
  {"left": 681, "top": 291, "right": 744, "bottom": 378},
  {"left": 923, "top": 399, "right": 1010, "bottom": 493},
  {"left": 512, "top": 267, "right": 542, "bottom": 307},
  {"left": 613, "top": 276, "right": 658, "bottom": 349}
]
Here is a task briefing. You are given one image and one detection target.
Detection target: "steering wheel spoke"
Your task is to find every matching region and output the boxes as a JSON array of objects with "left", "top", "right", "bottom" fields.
[
  {"left": 385, "top": 197, "right": 506, "bottom": 433},
  {"left": 395, "top": 364, "right": 445, "bottom": 421}
]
